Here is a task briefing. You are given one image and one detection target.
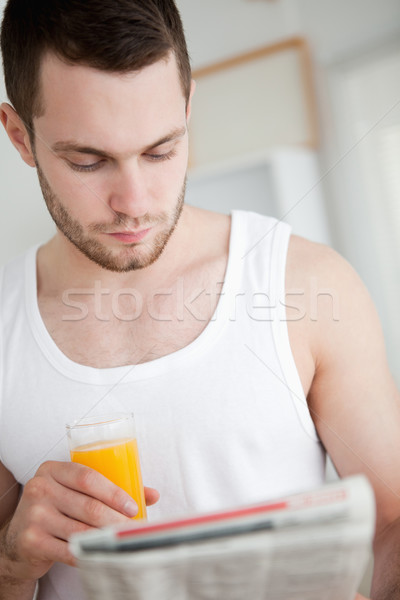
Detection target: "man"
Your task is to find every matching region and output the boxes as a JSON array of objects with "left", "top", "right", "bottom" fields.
[{"left": 0, "top": 1, "right": 398, "bottom": 599}]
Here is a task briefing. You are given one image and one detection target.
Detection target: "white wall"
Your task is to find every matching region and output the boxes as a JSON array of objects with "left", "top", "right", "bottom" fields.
[
  {"left": 177, "top": 0, "right": 301, "bottom": 69},
  {"left": 296, "top": 0, "right": 400, "bottom": 63},
  {"left": 0, "top": 140, "right": 55, "bottom": 264},
  {"left": 0, "top": 1, "right": 55, "bottom": 264},
  {"left": 177, "top": 0, "right": 400, "bottom": 68}
]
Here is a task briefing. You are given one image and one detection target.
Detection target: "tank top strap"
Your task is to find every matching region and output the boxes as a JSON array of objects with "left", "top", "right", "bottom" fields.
[{"left": 231, "top": 210, "right": 319, "bottom": 442}]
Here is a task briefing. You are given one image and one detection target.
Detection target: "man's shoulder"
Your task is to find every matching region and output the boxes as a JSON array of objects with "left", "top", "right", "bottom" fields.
[
  {"left": 0, "top": 244, "right": 38, "bottom": 304},
  {"left": 286, "top": 234, "right": 382, "bottom": 364},
  {"left": 285, "top": 234, "right": 374, "bottom": 342},
  {"left": 286, "top": 234, "right": 358, "bottom": 291},
  {"left": 0, "top": 244, "right": 38, "bottom": 272}
]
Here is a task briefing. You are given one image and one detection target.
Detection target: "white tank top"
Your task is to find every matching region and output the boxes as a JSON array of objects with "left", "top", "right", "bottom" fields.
[{"left": 0, "top": 210, "right": 325, "bottom": 600}]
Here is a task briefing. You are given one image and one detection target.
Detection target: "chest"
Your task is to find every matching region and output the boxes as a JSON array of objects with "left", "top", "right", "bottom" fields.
[
  {"left": 38, "top": 292, "right": 316, "bottom": 401},
  {"left": 38, "top": 273, "right": 224, "bottom": 368}
]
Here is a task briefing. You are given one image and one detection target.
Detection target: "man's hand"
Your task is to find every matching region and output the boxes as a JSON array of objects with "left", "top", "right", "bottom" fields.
[
  {"left": 0, "top": 460, "right": 159, "bottom": 585},
  {"left": 355, "top": 594, "right": 369, "bottom": 600}
]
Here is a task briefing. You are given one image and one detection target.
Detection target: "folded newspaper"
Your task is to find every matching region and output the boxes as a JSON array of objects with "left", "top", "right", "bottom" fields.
[{"left": 70, "top": 475, "right": 375, "bottom": 600}]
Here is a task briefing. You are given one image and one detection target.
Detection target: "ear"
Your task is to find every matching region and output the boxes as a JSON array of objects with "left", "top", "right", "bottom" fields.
[
  {"left": 186, "top": 79, "right": 196, "bottom": 123},
  {"left": 0, "top": 103, "right": 36, "bottom": 167}
]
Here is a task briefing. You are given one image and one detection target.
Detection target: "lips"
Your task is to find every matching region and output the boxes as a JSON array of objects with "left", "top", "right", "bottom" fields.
[{"left": 107, "top": 228, "right": 151, "bottom": 243}]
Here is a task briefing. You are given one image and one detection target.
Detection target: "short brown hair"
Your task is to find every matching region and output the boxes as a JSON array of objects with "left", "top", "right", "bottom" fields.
[{"left": 1, "top": 0, "right": 191, "bottom": 133}]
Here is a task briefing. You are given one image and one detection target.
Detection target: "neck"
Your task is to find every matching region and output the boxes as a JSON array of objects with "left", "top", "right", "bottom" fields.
[{"left": 37, "top": 205, "right": 194, "bottom": 297}]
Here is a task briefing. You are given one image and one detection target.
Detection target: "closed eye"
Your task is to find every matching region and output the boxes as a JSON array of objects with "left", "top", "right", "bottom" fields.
[
  {"left": 67, "top": 147, "right": 177, "bottom": 171},
  {"left": 144, "top": 149, "right": 177, "bottom": 162},
  {"left": 68, "top": 160, "right": 104, "bottom": 173}
]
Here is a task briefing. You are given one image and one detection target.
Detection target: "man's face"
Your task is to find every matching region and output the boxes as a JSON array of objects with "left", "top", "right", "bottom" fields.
[{"left": 32, "top": 52, "right": 191, "bottom": 272}]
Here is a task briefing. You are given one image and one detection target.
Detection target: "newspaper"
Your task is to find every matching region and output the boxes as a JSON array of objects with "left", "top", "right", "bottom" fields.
[{"left": 70, "top": 475, "right": 375, "bottom": 600}]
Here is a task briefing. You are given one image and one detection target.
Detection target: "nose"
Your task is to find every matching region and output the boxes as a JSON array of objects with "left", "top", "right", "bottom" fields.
[{"left": 108, "top": 161, "right": 150, "bottom": 218}]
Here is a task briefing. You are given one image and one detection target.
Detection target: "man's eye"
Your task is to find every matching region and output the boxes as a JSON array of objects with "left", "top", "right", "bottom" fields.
[
  {"left": 145, "top": 149, "right": 177, "bottom": 162},
  {"left": 69, "top": 160, "right": 103, "bottom": 173}
]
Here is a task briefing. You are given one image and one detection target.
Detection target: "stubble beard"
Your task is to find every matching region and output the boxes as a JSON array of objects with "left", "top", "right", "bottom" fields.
[{"left": 36, "top": 162, "right": 186, "bottom": 272}]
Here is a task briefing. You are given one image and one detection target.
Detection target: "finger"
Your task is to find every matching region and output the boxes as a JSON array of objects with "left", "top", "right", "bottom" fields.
[
  {"left": 45, "top": 462, "right": 139, "bottom": 518},
  {"left": 144, "top": 486, "right": 160, "bottom": 506},
  {"left": 19, "top": 524, "right": 76, "bottom": 568},
  {"left": 55, "top": 484, "right": 138, "bottom": 528},
  {"left": 27, "top": 503, "right": 96, "bottom": 542}
]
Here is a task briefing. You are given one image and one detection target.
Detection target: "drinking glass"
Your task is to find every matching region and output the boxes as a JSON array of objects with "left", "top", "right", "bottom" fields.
[{"left": 66, "top": 413, "right": 147, "bottom": 520}]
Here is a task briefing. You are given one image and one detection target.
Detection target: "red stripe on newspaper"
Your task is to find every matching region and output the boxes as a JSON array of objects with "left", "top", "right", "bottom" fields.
[{"left": 116, "top": 501, "right": 289, "bottom": 539}]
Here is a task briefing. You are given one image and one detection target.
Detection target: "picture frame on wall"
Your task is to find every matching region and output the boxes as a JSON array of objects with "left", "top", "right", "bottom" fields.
[{"left": 189, "top": 37, "right": 318, "bottom": 170}]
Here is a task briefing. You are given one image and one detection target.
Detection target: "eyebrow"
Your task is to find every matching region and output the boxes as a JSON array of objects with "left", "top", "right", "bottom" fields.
[{"left": 51, "top": 126, "right": 187, "bottom": 159}]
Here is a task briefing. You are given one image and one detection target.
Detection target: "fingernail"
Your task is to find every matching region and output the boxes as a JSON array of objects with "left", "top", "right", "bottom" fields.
[{"left": 123, "top": 499, "right": 138, "bottom": 517}]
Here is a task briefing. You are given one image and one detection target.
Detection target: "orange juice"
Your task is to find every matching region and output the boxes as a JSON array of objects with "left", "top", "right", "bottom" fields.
[{"left": 71, "top": 437, "right": 147, "bottom": 520}]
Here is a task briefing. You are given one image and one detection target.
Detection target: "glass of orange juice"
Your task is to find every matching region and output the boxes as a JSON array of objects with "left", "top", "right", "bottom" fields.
[{"left": 66, "top": 413, "right": 147, "bottom": 520}]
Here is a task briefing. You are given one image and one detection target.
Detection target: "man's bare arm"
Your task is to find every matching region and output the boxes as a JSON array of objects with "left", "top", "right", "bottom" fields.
[
  {"left": 295, "top": 240, "right": 400, "bottom": 600},
  {"left": 0, "top": 461, "right": 36, "bottom": 599},
  {"left": 370, "top": 517, "right": 400, "bottom": 599}
]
